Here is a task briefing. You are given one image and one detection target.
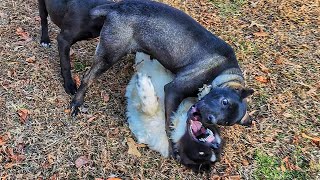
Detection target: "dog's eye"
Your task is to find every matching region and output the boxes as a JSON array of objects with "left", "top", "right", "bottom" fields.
[{"left": 221, "top": 98, "right": 229, "bottom": 106}]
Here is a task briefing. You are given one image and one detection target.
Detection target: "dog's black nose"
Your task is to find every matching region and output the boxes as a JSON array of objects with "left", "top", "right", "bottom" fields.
[{"left": 207, "top": 114, "right": 216, "bottom": 123}]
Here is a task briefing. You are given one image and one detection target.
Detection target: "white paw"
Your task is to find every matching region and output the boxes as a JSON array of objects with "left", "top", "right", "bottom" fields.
[
  {"left": 41, "top": 42, "right": 51, "bottom": 48},
  {"left": 136, "top": 73, "right": 159, "bottom": 115}
]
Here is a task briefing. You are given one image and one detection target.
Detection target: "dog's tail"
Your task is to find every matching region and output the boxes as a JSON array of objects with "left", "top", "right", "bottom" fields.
[{"left": 90, "top": 2, "right": 117, "bottom": 19}]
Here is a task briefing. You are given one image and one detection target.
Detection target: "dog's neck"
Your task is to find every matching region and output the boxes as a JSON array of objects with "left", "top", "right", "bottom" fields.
[{"left": 211, "top": 68, "right": 244, "bottom": 89}]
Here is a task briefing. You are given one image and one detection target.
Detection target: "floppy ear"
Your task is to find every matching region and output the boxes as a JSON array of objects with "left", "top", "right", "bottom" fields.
[{"left": 239, "top": 88, "right": 254, "bottom": 99}]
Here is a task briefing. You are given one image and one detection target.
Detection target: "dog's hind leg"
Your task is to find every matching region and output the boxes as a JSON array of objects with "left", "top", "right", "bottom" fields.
[
  {"left": 38, "top": 0, "right": 50, "bottom": 47},
  {"left": 135, "top": 73, "right": 159, "bottom": 116},
  {"left": 57, "top": 31, "right": 78, "bottom": 95}
]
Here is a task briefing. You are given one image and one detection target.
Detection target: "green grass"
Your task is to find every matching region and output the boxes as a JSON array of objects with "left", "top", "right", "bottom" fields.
[
  {"left": 209, "top": 0, "right": 246, "bottom": 16},
  {"left": 74, "top": 61, "right": 86, "bottom": 72},
  {"left": 253, "top": 150, "right": 310, "bottom": 180}
]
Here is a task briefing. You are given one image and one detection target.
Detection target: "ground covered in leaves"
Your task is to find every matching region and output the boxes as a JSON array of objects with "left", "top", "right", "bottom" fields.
[{"left": 0, "top": 0, "right": 319, "bottom": 179}]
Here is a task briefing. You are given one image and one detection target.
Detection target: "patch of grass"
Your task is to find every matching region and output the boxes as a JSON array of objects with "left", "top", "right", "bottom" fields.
[
  {"left": 253, "top": 150, "right": 310, "bottom": 180},
  {"left": 209, "top": 0, "right": 246, "bottom": 16},
  {"left": 74, "top": 61, "right": 86, "bottom": 72}
]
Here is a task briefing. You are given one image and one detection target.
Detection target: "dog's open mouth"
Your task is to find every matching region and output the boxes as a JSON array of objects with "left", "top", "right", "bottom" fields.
[{"left": 188, "top": 106, "right": 216, "bottom": 146}]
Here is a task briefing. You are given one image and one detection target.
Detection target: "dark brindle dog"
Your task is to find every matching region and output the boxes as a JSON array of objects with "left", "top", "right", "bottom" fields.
[
  {"left": 38, "top": 0, "right": 115, "bottom": 95},
  {"left": 70, "top": 0, "right": 254, "bottom": 154}
]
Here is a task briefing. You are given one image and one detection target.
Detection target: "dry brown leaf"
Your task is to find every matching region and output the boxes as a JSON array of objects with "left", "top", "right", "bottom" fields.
[
  {"left": 226, "top": 175, "right": 241, "bottom": 180},
  {"left": 107, "top": 178, "right": 122, "bottom": 180},
  {"left": 255, "top": 76, "right": 268, "bottom": 83},
  {"left": 26, "top": 56, "right": 36, "bottom": 63},
  {"left": 75, "top": 156, "right": 89, "bottom": 168},
  {"left": 253, "top": 31, "right": 268, "bottom": 37},
  {"left": 16, "top": 27, "right": 32, "bottom": 42},
  {"left": 50, "top": 174, "right": 58, "bottom": 180},
  {"left": 103, "top": 94, "right": 110, "bottom": 103},
  {"left": 302, "top": 133, "right": 320, "bottom": 142},
  {"left": 47, "top": 153, "right": 55, "bottom": 164},
  {"left": 73, "top": 75, "right": 81, "bottom": 88},
  {"left": 0, "top": 133, "right": 10, "bottom": 146},
  {"left": 127, "top": 138, "right": 141, "bottom": 157},
  {"left": 258, "top": 63, "right": 270, "bottom": 73},
  {"left": 88, "top": 116, "right": 97, "bottom": 123},
  {"left": 64, "top": 109, "right": 71, "bottom": 114},
  {"left": 4, "top": 162, "right": 15, "bottom": 169},
  {"left": 211, "top": 175, "right": 221, "bottom": 180},
  {"left": 242, "top": 159, "right": 249, "bottom": 166},
  {"left": 69, "top": 48, "right": 75, "bottom": 56},
  {"left": 17, "top": 109, "right": 30, "bottom": 124},
  {"left": 280, "top": 164, "right": 286, "bottom": 172},
  {"left": 275, "top": 57, "right": 284, "bottom": 65}
]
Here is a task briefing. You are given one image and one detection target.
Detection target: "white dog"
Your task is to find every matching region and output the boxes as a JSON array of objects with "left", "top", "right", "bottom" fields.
[{"left": 125, "top": 52, "right": 222, "bottom": 170}]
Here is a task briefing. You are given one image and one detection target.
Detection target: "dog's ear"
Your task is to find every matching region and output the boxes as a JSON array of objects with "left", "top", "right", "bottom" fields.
[{"left": 238, "top": 88, "right": 254, "bottom": 99}]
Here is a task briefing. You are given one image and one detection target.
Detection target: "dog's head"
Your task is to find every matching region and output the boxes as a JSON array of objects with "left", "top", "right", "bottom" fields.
[
  {"left": 173, "top": 106, "right": 223, "bottom": 172},
  {"left": 191, "top": 87, "right": 254, "bottom": 126}
]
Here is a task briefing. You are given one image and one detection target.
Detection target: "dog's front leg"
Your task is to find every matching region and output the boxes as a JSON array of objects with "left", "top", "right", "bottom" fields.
[
  {"left": 70, "top": 55, "right": 112, "bottom": 116},
  {"left": 164, "top": 82, "right": 186, "bottom": 156}
]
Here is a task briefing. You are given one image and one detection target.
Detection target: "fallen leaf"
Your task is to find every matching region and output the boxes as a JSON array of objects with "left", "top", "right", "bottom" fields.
[
  {"left": 255, "top": 76, "right": 268, "bottom": 83},
  {"left": 127, "top": 138, "right": 141, "bottom": 157},
  {"left": 107, "top": 178, "right": 122, "bottom": 180},
  {"left": 26, "top": 56, "right": 36, "bottom": 63},
  {"left": 47, "top": 153, "right": 55, "bottom": 164},
  {"left": 227, "top": 175, "right": 241, "bottom": 180},
  {"left": 73, "top": 74, "right": 81, "bottom": 88},
  {"left": 283, "top": 112, "right": 293, "bottom": 118},
  {"left": 16, "top": 27, "right": 32, "bottom": 42},
  {"left": 242, "top": 159, "right": 249, "bottom": 166},
  {"left": 94, "top": 178, "right": 104, "bottom": 180},
  {"left": 70, "top": 48, "right": 75, "bottom": 56},
  {"left": 17, "top": 109, "right": 30, "bottom": 124},
  {"left": 50, "top": 174, "right": 58, "bottom": 180},
  {"left": 280, "top": 164, "right": 286, "bottom": 172},
  {"left": 4, "top": 162, "right": 15, "bottom": 169},
  {"left": 275, "top": 57, "right": 284, "bottom": 65},
  {"left": 137, "top": 143, "right": 147, "bottom": 148},
  {"left": 258, "top": 63, "right": 270, "bottom": 73},
  {"left": 88, "top": 116, "right": 97, "bottom": 123},
  {"left": 253, "top": 31, "right": 268, "bottom": 37},
  {"left": 211, "top": 175, "right": 221, "bottom": 180},
  {"left": 302, "top": 133, "right": 320, "bottom": 142},
  {"left": 103, "top": 94, "right": 110, "bottom": 103},
  {"left": 75, "top": 156, "right": 89, "bottom": 168},
  {"left": 64, "top": 109, "right": 71, "bottom": 114}
]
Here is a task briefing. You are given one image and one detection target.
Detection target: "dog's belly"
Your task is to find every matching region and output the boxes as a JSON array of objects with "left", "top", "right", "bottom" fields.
[{"left": 126, "top": 52, "right": 197, "bottom": 157}]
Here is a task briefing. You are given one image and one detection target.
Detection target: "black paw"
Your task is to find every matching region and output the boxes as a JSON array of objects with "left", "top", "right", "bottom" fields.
[
  {"left": 40, "top": 40, "right": 51, "bottom": 48},
  {"left": 70, "top": 100, "right": 81, "bottom": 117},
  {"left": 64, "top": 80, "right": 77, "bottom": 95}
]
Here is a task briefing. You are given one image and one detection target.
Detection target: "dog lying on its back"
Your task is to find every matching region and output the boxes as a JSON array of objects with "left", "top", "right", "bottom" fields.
[{"left": 126, "top": 52, "right": 223, "bottom": 171}]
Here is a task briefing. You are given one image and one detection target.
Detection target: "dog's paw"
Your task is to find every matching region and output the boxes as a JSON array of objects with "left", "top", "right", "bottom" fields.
[
  {"left": 40, "top": 41, "right": 51, "bottom": 48},
  {"left": 135, "top": 73, "right": 159, "bottom": 115},
  {"left": 64, "top": 80, "right": 77, "bottom": 95}
]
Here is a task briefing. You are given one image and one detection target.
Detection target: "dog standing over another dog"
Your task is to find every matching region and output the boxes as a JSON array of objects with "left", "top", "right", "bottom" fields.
[{"left": 70, "top": 0, "right": 254, "bottom": 155}]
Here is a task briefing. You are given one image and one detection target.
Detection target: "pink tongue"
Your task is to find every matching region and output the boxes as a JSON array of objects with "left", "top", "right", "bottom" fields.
[
  {"left": 191, "top": 121, "right": 206, "bottom": 136},
  {"left": 206, "top": 134, "right": 215, "bottom": 143}
]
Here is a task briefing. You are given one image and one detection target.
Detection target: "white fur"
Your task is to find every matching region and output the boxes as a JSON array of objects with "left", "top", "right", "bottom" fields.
[{"left": 126, "top": 52, "right": 211, "bottom": 157}]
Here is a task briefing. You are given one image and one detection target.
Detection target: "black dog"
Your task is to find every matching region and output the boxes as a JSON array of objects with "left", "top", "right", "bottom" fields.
[
  {"left": 71, "top": 0, "right": 253, "bottom": 154},
  {"left": 38, "top": 0, "right": 115, "bottom": 95}
]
